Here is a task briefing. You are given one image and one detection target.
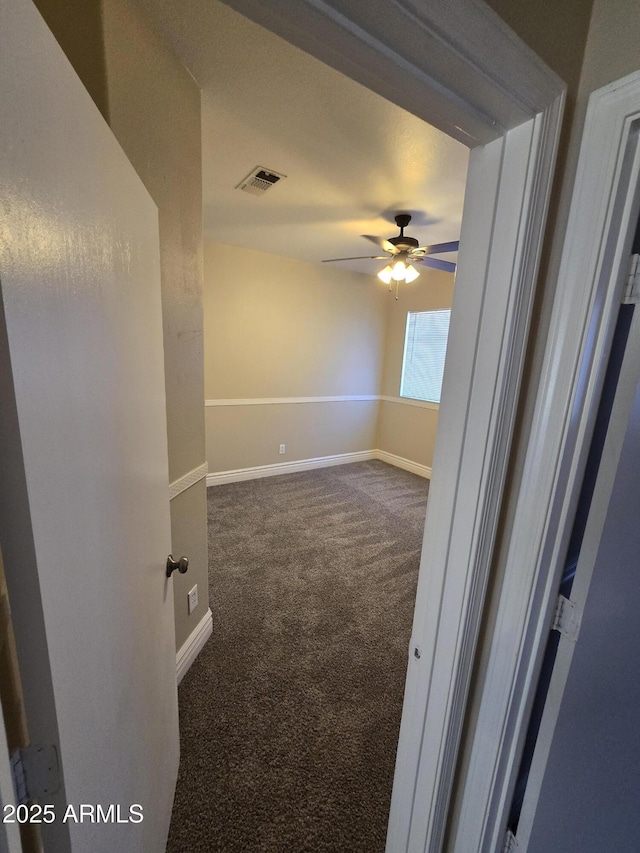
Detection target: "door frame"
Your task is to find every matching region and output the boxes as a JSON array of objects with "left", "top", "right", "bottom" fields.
[
  {"left": 221, "top": 1, "right": 565, "bottom": 850},
  {"left": 454, "top": 69, "right": 640, "bottom": 852}
]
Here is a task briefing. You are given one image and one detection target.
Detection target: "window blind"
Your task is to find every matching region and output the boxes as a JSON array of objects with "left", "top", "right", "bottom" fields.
[{"left": 400, "top": 309, "right": 451, "bottom": 404}]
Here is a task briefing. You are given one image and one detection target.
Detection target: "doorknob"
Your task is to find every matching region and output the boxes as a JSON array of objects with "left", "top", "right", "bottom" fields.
[{"left": 166, "top": 555, "right": 189, "bottom": 577}]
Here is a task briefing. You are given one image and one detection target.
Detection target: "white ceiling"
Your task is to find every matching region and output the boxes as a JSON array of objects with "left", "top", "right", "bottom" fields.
[{"left": 138, "top": 0, "right": 470, "bottom": 274}]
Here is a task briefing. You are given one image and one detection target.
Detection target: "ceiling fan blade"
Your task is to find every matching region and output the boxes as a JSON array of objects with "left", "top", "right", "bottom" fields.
[
  {"left": 362, "top": 234, "right": 399, "bottom": 254},
  {"left": 414, "top": 240, "right": 460, "bottom": 256},
  {"left": 321, "top": 255, "right": 388, "bottom": 263},
  {"left": 417, "top": 256, "right": 457, "bottom": 273}
]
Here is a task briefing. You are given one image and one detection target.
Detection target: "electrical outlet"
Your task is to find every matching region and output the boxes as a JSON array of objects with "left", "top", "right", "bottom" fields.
[
  {"left": 279, "top": 444, "right": 286, "bottom": 454},
  {"left": 188, "top": 584, "right": 198, "bottom": 615}
]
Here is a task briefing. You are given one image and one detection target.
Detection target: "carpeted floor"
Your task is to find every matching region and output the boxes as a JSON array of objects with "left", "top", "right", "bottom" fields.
[{"left": 167, "top": 460, "right": 429, "bottom": 852}]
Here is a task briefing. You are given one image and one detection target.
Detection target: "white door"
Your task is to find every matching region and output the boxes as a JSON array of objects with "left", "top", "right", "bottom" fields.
[{"left": 0, "top": 2, "right": 179, "bottom": 852}]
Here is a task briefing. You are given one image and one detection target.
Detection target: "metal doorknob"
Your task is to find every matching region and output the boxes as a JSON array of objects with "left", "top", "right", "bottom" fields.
[{"left": 166, "top": 555, "right": 189, "bottom": 577}]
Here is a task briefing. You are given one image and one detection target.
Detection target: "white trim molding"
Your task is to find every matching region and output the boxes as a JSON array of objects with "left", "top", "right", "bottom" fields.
[
  {"left": 206, "top": 449, "right": 431, "bottom": 486},
  {"left": 205, "top": 395, "right": 378, "bottom": 407},
  {"left": 224, "top": 0, "right": 562, "bottom": 147},
  {"left": 206, "top": 450, "right": 376, "bottom": 486},
  {"left": 176, "top": 608, "right": 213, "bottom": 684},
  {"left": 375, "top": 450, "right": 432, "bottom": 479},
  {"left": 453, "top": 69, "right": 640, "bottom": 853},
  {"left": 205, "top": 395, "right": 438, "bottom": 410},
  {"left": 379, "top": 395, "right": 439, "bottom": 411},
  {"left": 169, "top": 462, "right": 208, "bottom": 501}
]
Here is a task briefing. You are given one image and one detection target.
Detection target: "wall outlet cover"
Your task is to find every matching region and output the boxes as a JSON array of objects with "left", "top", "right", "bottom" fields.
[{"left": 188, "top": 584, "right": 198, "bottom": 615}]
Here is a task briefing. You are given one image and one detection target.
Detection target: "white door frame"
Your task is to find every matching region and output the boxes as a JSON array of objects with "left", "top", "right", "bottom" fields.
[
  {"left": 453, "top": 70, "right": 640, "bottom": 852},
  {"left": 221, "top": 1, "right": 565, "bottom": 850}
]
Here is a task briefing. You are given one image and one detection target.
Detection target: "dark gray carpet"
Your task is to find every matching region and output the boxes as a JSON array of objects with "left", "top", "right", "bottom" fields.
[{"left": 167, "top": 460, "right": 429, "bottom": 852}]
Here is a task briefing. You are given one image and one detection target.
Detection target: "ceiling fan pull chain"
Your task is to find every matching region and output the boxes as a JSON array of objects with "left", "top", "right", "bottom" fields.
[{"left": 395, "top": 280, "right": 400, "bottom": 301}]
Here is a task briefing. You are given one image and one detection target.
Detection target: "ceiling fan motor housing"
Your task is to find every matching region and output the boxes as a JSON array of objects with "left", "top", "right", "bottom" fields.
[
  {"left": 390, "top": 213, "right": 419, "bottom": 251},
  {"left": 389, "top": 234, "right": 419, "bottom": 250}
]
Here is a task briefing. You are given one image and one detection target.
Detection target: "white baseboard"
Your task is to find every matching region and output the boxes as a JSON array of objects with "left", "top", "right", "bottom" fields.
[
  {"left": 206, "top": 449, "right": 431, "bottom": 486},
  {"left": 176, "top": 608, "right": 213, "bottom": 684},
  {"left": 206, "top": 450, "right": 376, "bottom": 485},
  {"left": 374, "top": 449, "right": 432, "bottom": 479}
]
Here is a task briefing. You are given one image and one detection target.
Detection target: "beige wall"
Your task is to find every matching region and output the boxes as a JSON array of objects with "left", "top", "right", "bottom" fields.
[
  {"left": 575, "top": 0, "right": 640, "bottom": 97},
  {"left": 205, "top": 241, "right": 387, "bottom": 397},
  {"left": 34, "top": 0, "right": 208, "bottom": 651},
  {"left": 376, "top": 402, "right": 438, "bottom": 470},
  {"left": 484, "top": 0, "right": 593, "bottom": 99},
  {"left": 206, "top": 402, "right": 379, "bottom": 472},
  {"left": 30, "top": 0, "right": 109, "bottom": 119},
  {"left": 204, "top": 240, "right": 388, "bottom": 471}
]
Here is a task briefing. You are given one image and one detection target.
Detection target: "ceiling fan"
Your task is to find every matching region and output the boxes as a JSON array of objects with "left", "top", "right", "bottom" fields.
[{"left": 322, "top": 213, "right": 459, "bottom": 296}]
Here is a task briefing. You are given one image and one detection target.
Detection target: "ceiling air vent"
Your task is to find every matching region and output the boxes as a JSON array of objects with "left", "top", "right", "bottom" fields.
[{"left": 236, "top": 166, "right": 286, "bottom": 196}]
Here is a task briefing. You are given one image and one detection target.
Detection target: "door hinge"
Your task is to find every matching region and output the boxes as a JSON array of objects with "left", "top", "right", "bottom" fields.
[
  {"left": 552, "top": 594, "right": 582, "bottom": 642},
  {"left": 623, "top": 254, "right": 640, "bottom": 304},
  {"left": 10, "top": 744, "right": 61, "bottom": 804},
  {"left": 503, "top": 829, "right": 521, "bottom": 852}
]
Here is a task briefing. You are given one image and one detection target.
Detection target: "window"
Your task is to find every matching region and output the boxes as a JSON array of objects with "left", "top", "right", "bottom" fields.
[{"left": 400, "top": 309, "right": 451, "bottom": 404}]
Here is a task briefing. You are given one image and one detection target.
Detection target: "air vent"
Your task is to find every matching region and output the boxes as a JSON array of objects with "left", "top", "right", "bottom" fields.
[{"left": 236, "top": 166, "right": 286, "bottom": 196}]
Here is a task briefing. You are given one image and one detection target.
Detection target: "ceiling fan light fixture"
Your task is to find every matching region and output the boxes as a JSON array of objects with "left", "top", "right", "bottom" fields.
[
  {"left": 377, "top": 265, "right": 393, "bottom": 284},
  {"left": 392, "top": 260, "right": 407, "bottom": 281},
  {"left": 327, "top": 214, "right": 457, "bottom": 290},
  {"left": 377, "top": 260, "right": 420, "bottom": 285},
  {"left": 404, "top": 264, "right": 420, "bottom": 283}
]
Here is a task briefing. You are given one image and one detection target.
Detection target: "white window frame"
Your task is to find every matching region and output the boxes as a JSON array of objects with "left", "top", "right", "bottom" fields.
[{"left": 400, "top": 309, "right": 451, "bottom": 405}]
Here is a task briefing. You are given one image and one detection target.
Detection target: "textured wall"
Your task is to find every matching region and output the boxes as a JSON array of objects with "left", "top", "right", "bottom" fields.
[
  {"left": 204, "top": 241, "right": 386, "bottom": 398},
  {"left": 29, "top": 0, "right": 109, "bottom": 119},
  {"left": 483, "top": 0, "right": 593, "bottom": 99},
  {"left": 574, "top": 0, "right": 640, "bottom": 97}
]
